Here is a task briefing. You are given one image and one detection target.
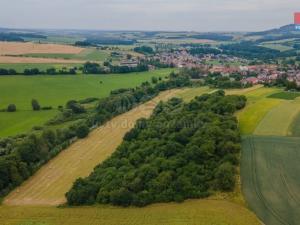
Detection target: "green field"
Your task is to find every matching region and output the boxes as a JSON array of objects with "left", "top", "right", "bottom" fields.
[
  {"left": 0, "top": 69, "right": 174, "bottom": 137},
  {"left": 227, "top": 86, "right": 282, "bottom": 134},
  {"left": 268, "top": 91, "right": 300, "bottom": 100},
  {"left": 254, "top": 99, "right": 300, "bottom": 136},
  {"left": 241, "top": 136, "right": 300, "bottom": 225}
]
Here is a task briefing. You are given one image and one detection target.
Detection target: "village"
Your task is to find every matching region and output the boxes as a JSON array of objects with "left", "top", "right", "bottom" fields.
[{"left": 120, "top": 48, "right": 300, "bottom": 87}]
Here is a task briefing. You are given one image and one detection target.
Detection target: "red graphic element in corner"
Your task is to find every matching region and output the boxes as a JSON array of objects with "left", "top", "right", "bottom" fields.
[{"left": 295, "top": 13, "right": 300, "bottom": 24}]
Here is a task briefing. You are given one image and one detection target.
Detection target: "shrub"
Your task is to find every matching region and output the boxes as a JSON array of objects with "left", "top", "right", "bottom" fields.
[
  {"left": 7, "top": 104, "right": 16, "bottom": 112},
  {"left": 76, "top": 124, "right": 89, "bottom": 139},
  {"left": 31, "top": 99, "right": 40, "bottom": 111},
  {"left": 66, "top": 100, "right": 86, "bottom": 114}
]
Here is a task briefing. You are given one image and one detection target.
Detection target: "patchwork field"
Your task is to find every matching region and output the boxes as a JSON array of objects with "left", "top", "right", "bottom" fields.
[
  {"left": 4, "top": 89, "right": 184, "bottom": 206},
  {"left": 241, "top": 136, "right": 300, "bottom": 225},
  {"left": 0, "top": 87, "right": 261, "bottom": 225},
  {"left": 238, "top": 86, "right": 300, "bottom": 225},
  {"left": 0, "top": 69, "right": 173, "bottom": 137}
]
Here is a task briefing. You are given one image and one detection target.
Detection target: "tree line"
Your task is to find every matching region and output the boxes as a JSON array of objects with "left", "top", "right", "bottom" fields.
[{"left": 66, "top": 90, "right": 247, "bottom": 207}]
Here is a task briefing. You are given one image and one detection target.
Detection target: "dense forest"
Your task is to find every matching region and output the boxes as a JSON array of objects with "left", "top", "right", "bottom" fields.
[
  {"left": 0, "top": 72, "right": 191, "bottom": 197},
  {"left": 66, "top": 91, "right": 246, "bottom": 207}
]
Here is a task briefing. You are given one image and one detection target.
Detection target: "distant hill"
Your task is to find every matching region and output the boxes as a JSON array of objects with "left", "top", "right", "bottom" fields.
[
  {"left": 245, "top": 24, "right": 300, "bottom": 43},
  {"left": 246, "top": 24, "right": 296, "bottom": 36}
]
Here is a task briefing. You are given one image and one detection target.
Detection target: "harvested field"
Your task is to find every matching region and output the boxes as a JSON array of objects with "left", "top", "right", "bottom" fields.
[
  {"left": 0, "top": 55, "right": 85, "bottom": 63},
  {"left": 241, "top": 135, "right": 300, "bottom": 225},
  {"left": 0, "top": 41, "right": 83, "bottom": 55},
  {"left": 3, "top": 89, "right": 184, "bottom": 206},
  {"left": 0, "top": 200, "right": 260, "bottom": 225}
]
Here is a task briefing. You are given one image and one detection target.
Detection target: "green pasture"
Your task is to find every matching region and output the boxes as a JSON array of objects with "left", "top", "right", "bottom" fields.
[
  {"left": 0, "top": 69, "right": 174, "bottom": 137},
  {"left": 241, "top": 135, "right": 300, "bottom": 225}
]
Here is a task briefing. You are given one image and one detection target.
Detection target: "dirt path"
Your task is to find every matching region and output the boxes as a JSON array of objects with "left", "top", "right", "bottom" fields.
[{"left": 4, "top": 89, "right": 184, "bottom": 206}]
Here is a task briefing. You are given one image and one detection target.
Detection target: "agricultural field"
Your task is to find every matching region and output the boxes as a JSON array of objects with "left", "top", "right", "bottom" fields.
[
  {"left": 238, "top": 86, "right": 300, "bottom": 225},
  {"left": 0, "top": 41, "right": 136, "bottom": 64},
  {"left": 254, "top": 99, "right": 300, "bottom": 136},
  {"left": 241, "top": 136, "right": 300, "bottom": 225},
  {"left": 0, "top": 69, "right": 173, "bottom": 137},
  {"left": 0, "top": 200, "right": 260, "bottom": 225},
  {"left": 0, "top": 41, "right": 83, "bottom": 55},
  {"left": 0, "top": 87, "right": 261, "bottom": 225}
]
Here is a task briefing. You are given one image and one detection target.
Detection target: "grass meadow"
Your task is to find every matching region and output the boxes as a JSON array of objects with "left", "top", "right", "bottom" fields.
[{"left": 0, "top": 69, "right": 174, "bottom": 137}]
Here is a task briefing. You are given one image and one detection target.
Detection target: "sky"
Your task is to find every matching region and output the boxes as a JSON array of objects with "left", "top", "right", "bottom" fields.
[{"left": 0, "top": 0, "right": 300, "bottom": 32}]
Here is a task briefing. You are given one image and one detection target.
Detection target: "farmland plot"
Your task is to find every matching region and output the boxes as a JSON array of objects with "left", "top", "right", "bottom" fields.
[
  {"left": 254, "top": 99, "right": 300, "bottom": 136},
  {"left": 241, "top": 136, "right": 300, "bottom": 225},
  {"left": 3, "top": 89, "right": 184, "bottom": 206}
]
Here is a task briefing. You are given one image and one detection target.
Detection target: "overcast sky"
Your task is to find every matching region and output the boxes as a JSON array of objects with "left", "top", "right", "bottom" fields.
[{"left": 0, "top": 0, "right": 299, "bottom": 32}]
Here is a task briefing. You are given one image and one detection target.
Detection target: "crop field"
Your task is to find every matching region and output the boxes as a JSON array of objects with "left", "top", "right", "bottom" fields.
[
  {"left": 0, "top": 69, "right": 173, "bottom": 137},
  {"left": 241, "top": 135, "right": 300, "bottom": 225},
  {"left": 0, "top": 200, "right": 260, "bottom": 225},
  {"left": 0, "top": 55, "right": 85, "bottom": 64},
  {"left": 226, "top": 86, "right": 282, "bottom": 134},
  {"left": 254, "top": 99, "right": 300, "bottom": 136},
  {"left": 0, "top": 41, "right": 83, "bottom": 55}
]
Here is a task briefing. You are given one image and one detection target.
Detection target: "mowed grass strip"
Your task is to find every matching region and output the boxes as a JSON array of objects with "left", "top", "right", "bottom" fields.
[
  {"left": 0, "top": 69, "right": 173, "bottom": 137},
  {"left": 3, "top": 89, "right": 184, "bottom": 206},
  {"left": 226, "top": 86, "right": 282, "bottom": 135},
  {"left": 254, "top": 99, "right": 300, "bottom": 136},
  {"left": 0, "top": 200, "right": 260, "bottom": 225},
  {"left": 241, "top": 135, "right": 300, "bottom": 225}
]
